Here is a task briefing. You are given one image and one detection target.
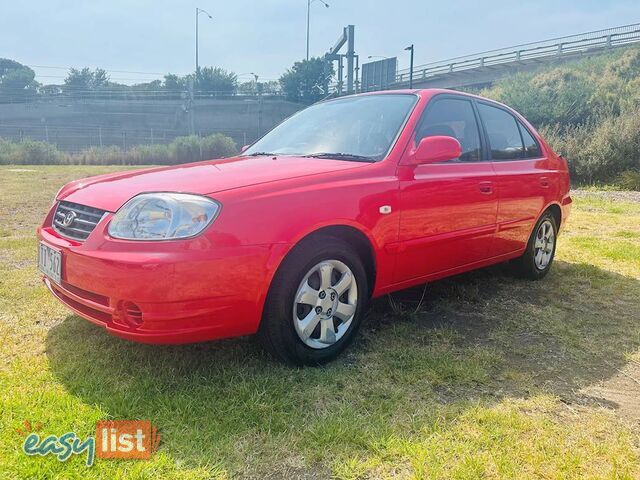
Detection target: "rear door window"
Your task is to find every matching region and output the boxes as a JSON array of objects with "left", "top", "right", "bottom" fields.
[
  {"left": 415, "top": 98, "right": 482, "bottom": 162},
  {"left": 477, "top": 103, "right": 524, "bottom": 160}
]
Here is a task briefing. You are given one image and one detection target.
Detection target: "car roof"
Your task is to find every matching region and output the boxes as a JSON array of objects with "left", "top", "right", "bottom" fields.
[
  {"left": 329, "top": 88, "right": 537, "bottom": 136},
  {"left": 344, "top": 88, "right": 492, "bottom": 103}
]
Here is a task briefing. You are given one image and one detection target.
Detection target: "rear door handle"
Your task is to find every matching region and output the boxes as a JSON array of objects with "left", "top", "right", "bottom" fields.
[
  {"left": 478, "top": 181, "right": 493, "bottom": 194},
  {"left": 540, "top": 177, "right": 550, "bottom": 188}
]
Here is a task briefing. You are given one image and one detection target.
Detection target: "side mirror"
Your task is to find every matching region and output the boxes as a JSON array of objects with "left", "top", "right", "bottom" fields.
[
  {"left": 240, "top": 144, "right": 250, "bottom": 153},
  {"left": 408, "top": 136, "right": 462, "bottom": 165}
]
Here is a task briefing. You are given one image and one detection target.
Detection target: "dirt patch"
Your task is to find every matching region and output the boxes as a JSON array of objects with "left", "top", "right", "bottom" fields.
[{"left": 581, "top": 361, "right": 640, "bottom": 427}]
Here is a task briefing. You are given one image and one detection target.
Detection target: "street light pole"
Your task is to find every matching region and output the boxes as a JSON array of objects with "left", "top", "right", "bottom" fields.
[
  {"left": 195, "top": 8, "right": 198, "bottom": 76},
  {"left": 405, "top": 44, "right": 414, "bottom": 89},
  {"left": 195, "top": 7, "right": 213, "bottom": 80},
  {"left": 306, "top": 0, "right": 329, "bottom": 61},
  {"left": 306, "top": 0, "right": 310, "bottom": 61}
]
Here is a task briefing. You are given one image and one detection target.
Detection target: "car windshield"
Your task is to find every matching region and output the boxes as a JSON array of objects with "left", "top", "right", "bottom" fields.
[{"left": 244, "top": 94, "right": 417, "bottom": 161}]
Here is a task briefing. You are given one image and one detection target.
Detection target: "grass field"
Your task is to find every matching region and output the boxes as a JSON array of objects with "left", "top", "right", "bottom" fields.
[{"left": 1, "top": 165, "right": 639, "bottom": 479}]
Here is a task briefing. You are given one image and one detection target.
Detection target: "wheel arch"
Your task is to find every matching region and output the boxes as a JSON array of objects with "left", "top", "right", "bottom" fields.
[
  {"left": 520, "top": 202, "right": 563, "bottom": 258},
  {"left": 300, "top": 225, "right": 377, "bottom": 297},
  {"left": 545, "top": 202, "right": 562, "bottom": 230},
  {"left": 267, "top": 222, "right": 378, "bottom": 302}
]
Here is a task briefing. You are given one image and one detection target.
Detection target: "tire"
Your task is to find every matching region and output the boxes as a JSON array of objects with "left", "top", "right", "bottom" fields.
[
  {"left": 511, "top": 211, "right": 558, "bottom": 280},
  {"left": 258, "top": 236, "right": 369, "bottom": 366}
]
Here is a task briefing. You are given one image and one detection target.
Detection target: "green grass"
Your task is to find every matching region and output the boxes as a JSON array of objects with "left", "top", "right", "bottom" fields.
[{"left": 1, "top": 166, "right": 639, "bottom": 479}]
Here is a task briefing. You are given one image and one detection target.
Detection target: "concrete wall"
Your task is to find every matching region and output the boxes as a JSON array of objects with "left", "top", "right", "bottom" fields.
[{"left": 0, "top": 97, "right": 303, "bottom": 152}]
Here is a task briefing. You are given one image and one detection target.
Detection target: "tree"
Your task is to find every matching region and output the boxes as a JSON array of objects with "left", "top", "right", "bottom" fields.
[
  {"left": 196, "top": 67, "right": 237, "bottom": 95},
  {"left": 163, "top": 73, "right": 185, "bottom": 93},
  {"left": 132, "top": 80, "right": 163, "bottom": 92},
  {"left": 279, "top": 57, "right": 334, "bottom": 104},
  {"left": 261, "top": 80, "right": 280, "bottom": 95},
  {"left": 92, "top": 68, "right": 109, "bottom": 88},
  {"left": 0, "top": 58, "right": 37, "bottom": 102},
  {"left": 64, "top": 67, "right": 110, "bottom": 95},
  {"left": 237, "top": 80, "right": 258, "bottom": 95},
  {"left": 39, "top": 84, "right": 63, "bottom": 96},
  {"left": 237, "top": 79, "right": 279, "bottom": 95}
]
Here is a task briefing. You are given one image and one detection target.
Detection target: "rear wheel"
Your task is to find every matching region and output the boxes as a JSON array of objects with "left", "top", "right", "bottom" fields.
[
  {"left": 512, "top": 211, "right": 557, "bottom": 280},
  {"left": 258, "top": 236, "right": 368, "bottom": 365}
]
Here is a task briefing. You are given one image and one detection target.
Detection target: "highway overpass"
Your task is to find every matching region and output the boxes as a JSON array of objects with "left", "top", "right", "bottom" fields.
[{"left": 359, "top": 23, "right": 640, "bottom": 92}]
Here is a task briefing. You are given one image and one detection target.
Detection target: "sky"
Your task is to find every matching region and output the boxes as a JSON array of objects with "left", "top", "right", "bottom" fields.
[{"left": 1, "top": 0, "right": 638, "bottom": 85}]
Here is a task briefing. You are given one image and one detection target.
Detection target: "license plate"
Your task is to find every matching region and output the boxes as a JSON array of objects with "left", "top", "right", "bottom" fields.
[{"left": 38, "top": 242, "right": 62, "bottom": 285}]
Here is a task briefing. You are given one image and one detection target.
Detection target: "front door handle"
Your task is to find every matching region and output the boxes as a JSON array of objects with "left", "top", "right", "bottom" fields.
[
  {"left": 540, "top": 177, "right": 550, "bottom": 188},
  {"left": 478, "top": 181, "right": 493, "bottom": 194}
]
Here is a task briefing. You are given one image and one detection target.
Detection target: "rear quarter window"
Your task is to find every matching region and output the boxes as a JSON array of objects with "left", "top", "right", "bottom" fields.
[{"left": 518, "top": 122, "right": 542, "bottom": 158}]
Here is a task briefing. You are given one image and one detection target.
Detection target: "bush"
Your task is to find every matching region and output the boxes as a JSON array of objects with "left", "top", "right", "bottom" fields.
[
  {"left": 540, "top": 110, "right": 640, "bottom": 183},
  {"left": 167, "top": 134, "right": 238, "bottom": 165},
  {"left": 480, "top": 45, "right": 640, "bottom": 184},
  {"left": 199, "top": 133, "right": 237, "bottom": 161},
  {"left": 484, "top": 69, "right": 595, "bottom": 126},
  {"left": 69, "top": 146, "right": 124, "bottom": 166},
  {"left": 618, "top": 170, "right": 640, "bottom": 191},
  {"left": 170, "top": 136, "right": 205, "bottom": 164},
  {"left": 0, "top": 133, "right": 238, "bottom": 165},
  {"left": 127, "top": 144, "right": 173, "bottom": 165},
  {"left": 0, "top": 138, "right": 62, "bottom": 165}
]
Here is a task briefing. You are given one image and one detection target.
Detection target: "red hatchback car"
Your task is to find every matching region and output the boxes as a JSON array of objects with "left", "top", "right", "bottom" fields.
[{"left": 37, "top": 89, "right": 571, "bottom": 364}]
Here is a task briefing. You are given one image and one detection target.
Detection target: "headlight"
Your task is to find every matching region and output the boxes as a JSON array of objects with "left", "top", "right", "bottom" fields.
[{"left": 108, "top": 193, "right": 220, "bottom": 240}]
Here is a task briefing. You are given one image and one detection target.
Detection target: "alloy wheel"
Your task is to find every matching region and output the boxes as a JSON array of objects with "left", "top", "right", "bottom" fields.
[
  {"left": 292, "top": 259, "right": 358, "bottom": 349},
  {"left": 533, "top": 219, "right": 555, "bottom": 270}
]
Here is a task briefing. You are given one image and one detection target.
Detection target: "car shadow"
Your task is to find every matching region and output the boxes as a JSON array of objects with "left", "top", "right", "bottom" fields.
[
  {"left": 45, "top": 259, "right": 640, "bottom": 471},
  {"left": 363, "top": 261, "right": 640, "bottom": 405}
]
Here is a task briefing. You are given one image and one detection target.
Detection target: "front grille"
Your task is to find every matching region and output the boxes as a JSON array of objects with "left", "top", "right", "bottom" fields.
[{"left": 52, "top": 201, "right": 107, "bottom": 241}]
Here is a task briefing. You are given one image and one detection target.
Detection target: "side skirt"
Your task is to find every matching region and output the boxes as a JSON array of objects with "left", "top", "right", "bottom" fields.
[{"left": 373, "top": 249, "right": 524, "bottom": 297}]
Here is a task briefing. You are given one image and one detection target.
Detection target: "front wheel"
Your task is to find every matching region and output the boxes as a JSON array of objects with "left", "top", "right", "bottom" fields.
[
  {"left": 511, "top": 211, "right": 558, "bottom": 280},
  {"left": 258, "top": 236, "right": 369, "bottom": 365}
]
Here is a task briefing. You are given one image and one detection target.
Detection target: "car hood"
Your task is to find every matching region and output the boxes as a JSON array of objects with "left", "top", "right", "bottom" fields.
[{"left": 58, "top": 155, "right": 367, "bottom": 212}]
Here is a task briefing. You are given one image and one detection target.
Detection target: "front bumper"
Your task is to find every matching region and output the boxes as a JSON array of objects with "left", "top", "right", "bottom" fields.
[{"left": 37, "top": 223, "right": 282, "bottom": 344}]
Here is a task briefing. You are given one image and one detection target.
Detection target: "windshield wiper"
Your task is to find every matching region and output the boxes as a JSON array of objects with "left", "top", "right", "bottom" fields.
[
  {"left": 246, "top": 151, "right": 277, "bottom": 156},
  {"left": 303, "top": 152, "right": 375, "bottom": 162}
]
